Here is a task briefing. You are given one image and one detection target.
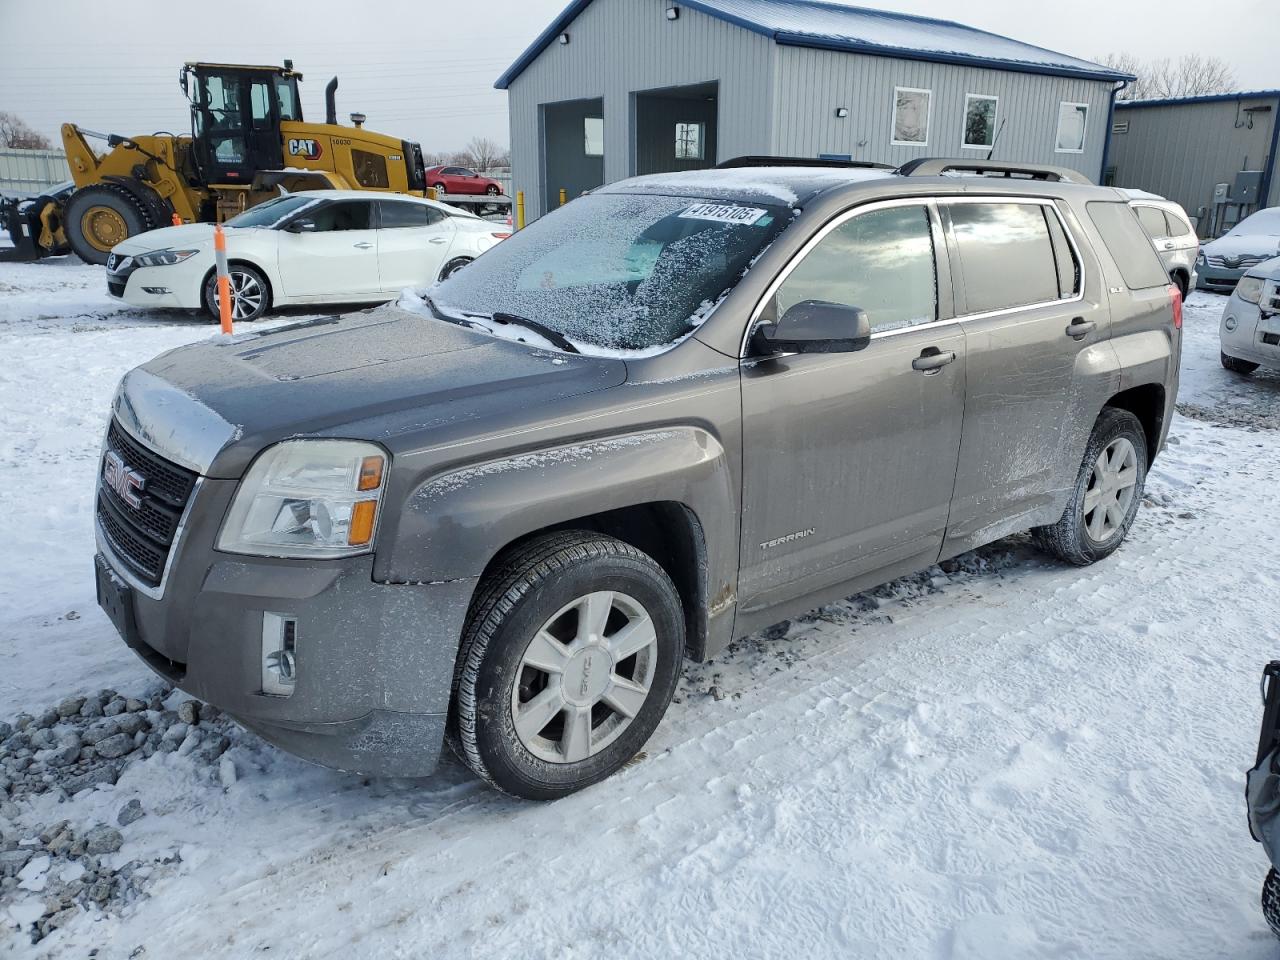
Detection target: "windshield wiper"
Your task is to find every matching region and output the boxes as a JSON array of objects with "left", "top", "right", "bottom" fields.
[{"left": 489, "top": 312, "right": 580, "bottom": 354}]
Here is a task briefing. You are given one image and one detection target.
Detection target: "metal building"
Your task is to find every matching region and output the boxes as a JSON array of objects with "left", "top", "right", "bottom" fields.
[
  {"left": 496, "top": 0, "right": 1130, "bottom": 217},
  {"left": 1108, "top": 91, "right": 1280, "bottom": 237}
]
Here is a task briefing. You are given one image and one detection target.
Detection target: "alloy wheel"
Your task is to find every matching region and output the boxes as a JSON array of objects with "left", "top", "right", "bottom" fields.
[
  {"left": 511, "top": 590, "right": 658, "bottom": 764},
  {"left": 214, "top": 271, "right": 264, "bottom": 321},
  {"left": 1083, "top": 437, "right": 1138, "bottom": 542}
]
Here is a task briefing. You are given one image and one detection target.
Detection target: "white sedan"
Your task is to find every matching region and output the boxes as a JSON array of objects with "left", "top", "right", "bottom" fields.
[{"left": 105, "top": 191, "right": 509, "bottom": 322}]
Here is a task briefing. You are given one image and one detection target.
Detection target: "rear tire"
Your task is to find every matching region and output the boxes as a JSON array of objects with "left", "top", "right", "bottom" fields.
[
  {"left": 202, "top": 264, "right": 270, "bottom": 322},
  {"left": 448, "top": 532, "right": 684, "bottom": 800},
  {"left": 63, "top": 185, "right": 152, "bottom": 265},
  {"left": 433, "top": 182, "right": 448, "bottom": 198},
  {"left": 1222, "top": 351, "right": 1259, "bottom": 375},
  {"left": 439, "top": 257, "right": 472, "bottom": 281},
  {"left": 1033, "top": 407, "right": 1148, "bottom": 566},
  {"left": 1263, "top": 869, "right": 1280, "bottom": 939}
]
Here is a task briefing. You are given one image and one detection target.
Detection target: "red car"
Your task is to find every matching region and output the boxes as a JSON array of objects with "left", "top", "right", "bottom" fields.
[{"left": 425, "top": 165, "right": 504, "bottom": 198}]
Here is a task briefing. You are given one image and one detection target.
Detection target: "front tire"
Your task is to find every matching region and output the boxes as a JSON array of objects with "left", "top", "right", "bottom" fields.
[
  {"left": 1222, "top": 351, "right": 1259, "bottom": 375},
  {"left": 449, "top": 532, "right": 684, "bottom": 800},
  {"left": 202, "top": 264, "right": 270, "bottom": 322},
  {"left": 63, "top": 185, "right": 152, "bottom": 265},
  {"left": 1033, "top": 407, "right": 1148, "bottom": 566},
  {"left": 1264, "top": 869, "right": 1280, "bottom": 939}
]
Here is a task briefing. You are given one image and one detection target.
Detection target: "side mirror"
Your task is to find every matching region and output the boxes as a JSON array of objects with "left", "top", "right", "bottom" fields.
[
  {"left": 286, "top": 218, "right": 317, "bottom": 234},
  {"left": 752, "top": 300, "right": 872, "bottom": 355}
]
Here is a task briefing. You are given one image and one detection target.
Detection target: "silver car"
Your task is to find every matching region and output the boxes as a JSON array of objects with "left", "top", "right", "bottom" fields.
[
  {"left": 1124, "top": 192, "right": 1200, "bottom": 300},
  {"left": 1220, "top": 256, "right": 1280, "bottom": 374},
  {"left": 1199, "top": 207, "right": 1280, "bottom": 292}
]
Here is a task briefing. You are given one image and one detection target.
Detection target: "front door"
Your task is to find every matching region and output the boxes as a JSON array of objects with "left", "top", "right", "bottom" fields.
[
  {"left": 193, "top": 70, "right": 284, "bottom": 185},
  {"left": 276, "top": 199, "right": 381, "bottom": 300},
  {"left": 375, "top": 200, "right": 458, "bottom": 291},
  {"left": 738, "top": 200, "right": 967, "bottom": 617}
]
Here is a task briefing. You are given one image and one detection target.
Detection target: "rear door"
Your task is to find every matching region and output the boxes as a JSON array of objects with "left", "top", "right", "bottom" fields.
[
  {"left": 940, "top": 197, "right": 1114, "bottom": 557},
  {"left": 276, "top": 199, "right": 381, "bottom": 300},
  {"left": 738, "top": 200, "right": 967, "bottom": 618},
  {"left": 376, "top": 200, "right": 457, "bottom": 291},
  {"left": 1133, "top": 204, "right": 1175, "bottom": 273}
]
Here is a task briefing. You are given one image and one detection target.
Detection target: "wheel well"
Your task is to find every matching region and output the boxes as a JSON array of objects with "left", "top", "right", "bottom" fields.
[
  {"left": 481, "top": 502, "right": 710, "bottom": 660},
  {"left": 1105, "top": 384, "right": 1165, "bottom": 465},
  {"left": 200, "top": 258, "right": 274, "bottom": 305},
  {"left": 1170, "top": 267, "right": 1189, "bottom": 292}
]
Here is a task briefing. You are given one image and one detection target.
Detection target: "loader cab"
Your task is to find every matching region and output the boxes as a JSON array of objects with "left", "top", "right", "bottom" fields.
[{"left": 183, "top": 63, "right": 302, "bottom": 185}]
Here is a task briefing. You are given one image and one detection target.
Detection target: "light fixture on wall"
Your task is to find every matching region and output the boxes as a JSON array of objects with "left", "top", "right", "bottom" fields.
[
  {"left": 666, "top": 6, "right": 680, "bottom": 19},
  {"left": 558, "top": 32, "right": 570, "bottom": 44},
  {"left": 835, "top": 107, "right": 849, "bottom": 118}
]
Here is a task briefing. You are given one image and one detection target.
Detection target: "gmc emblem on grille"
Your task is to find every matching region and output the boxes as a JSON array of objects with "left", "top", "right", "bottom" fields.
[{"left": 103, "top": 450, "right": 145, "bottom": 509}]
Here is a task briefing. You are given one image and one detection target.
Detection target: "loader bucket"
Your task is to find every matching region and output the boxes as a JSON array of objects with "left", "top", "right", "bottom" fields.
[{"left": 1, "top": 197, "right": 47, "bottom": 261}]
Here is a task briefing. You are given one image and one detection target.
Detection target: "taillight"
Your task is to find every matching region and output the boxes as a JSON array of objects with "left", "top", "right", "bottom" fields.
[
  {"left": 1168, "top": 284, "right": 1182, "bottom": 330},
  {"left": 491, "top": 232, "right": 511, "bottom": 240}
]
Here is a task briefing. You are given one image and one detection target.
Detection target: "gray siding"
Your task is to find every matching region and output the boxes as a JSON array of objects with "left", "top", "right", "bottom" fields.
[
  {"left": 506, "top": 0, "right": 775, "bottom": 217},
  {"left": 1109, "top": 95, "right": 1280, "bottom": 226},
  {"left": 770, "top": 47, "right": 1113, "bottom": 178}
]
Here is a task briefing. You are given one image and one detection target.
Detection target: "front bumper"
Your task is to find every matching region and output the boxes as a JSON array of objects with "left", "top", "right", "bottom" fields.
[
  {"left": 106, "top": 258, "right": 205, "bottom": 309},
  {"left": 1220, "top": 297, "right": 1280, "bottom": 370},
  {"left": 95, "top": 466, "right": 478, "bottom": 778},
  {"left": 1198, "top": 263, "right": 1249, "bottom": 290}
]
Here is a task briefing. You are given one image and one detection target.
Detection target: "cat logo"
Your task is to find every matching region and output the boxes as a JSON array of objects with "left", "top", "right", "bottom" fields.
[{"left": 287, "top": 139, "right": 323, "bottom": 161}]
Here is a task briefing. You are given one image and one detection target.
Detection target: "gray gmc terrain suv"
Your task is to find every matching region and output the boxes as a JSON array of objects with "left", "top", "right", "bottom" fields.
[{"left": 95, "top": 158, "right": 1182, "bottom": 799}]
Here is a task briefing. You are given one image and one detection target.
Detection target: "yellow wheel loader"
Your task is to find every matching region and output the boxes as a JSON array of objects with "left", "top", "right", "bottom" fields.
[{"left": 19, "top": 61, "right": 428, "bottom": 264}]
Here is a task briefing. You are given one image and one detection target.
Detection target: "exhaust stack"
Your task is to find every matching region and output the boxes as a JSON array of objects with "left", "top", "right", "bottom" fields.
[{"left": 325, "top": 77, "right": 338, "bottom": 126}]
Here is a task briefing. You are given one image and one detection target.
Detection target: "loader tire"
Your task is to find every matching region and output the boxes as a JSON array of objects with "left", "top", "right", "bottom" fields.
[{"left": 64, "top": 184, "right": 153, "bottom": 265}]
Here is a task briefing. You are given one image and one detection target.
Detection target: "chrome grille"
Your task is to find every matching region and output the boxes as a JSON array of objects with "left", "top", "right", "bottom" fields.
[
  {"left": 96, "top": 420, "right": 198, "bottom": 587},
  {"left": 1206, "top": 254, "right": 1267, "bottom": 269}
]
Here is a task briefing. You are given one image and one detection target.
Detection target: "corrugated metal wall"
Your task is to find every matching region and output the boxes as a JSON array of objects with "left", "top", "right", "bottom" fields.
[
  {"left": 507, "top": 0, "right": 775, "bottom": 216},
  {"left": 1109, "top": 95, "right": 1280, "bottom": 229},
  {"left": 0, "top": 148, "right": 69, "bottom": 193},
  {"left": 505, "top": 0, "right": 1115, "bottom": 218},
  {"left": 771, "top": 47, "right": 1112, "bottom": 178}
]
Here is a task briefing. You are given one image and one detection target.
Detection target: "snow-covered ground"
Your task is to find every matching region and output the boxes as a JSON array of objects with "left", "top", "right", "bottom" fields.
[{"left": 1, "top": 256, "right": 1279, "bottom": 958}]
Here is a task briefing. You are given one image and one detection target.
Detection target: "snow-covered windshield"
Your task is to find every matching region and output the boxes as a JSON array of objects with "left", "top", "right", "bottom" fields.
[
  {"left": 433, "top": 193, "right": 790, "bottom": 352},
  {"left": 1230, "top": 208, "right": 1280, "bottom": 237},
  {"left": 225, "top": 195, "right": 314, "bottom": 229}
]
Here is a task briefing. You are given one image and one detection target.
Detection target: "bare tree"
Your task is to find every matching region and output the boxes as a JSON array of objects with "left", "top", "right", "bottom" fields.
[
  {"left": 0, "top": 112, "right": 53, "bottom": 150},
  {"left": 462, "top": 136, "right": 505, "bottom": 172},
  {"left": 1096, "top": 52, "right": 1237, "bottom": 101}
]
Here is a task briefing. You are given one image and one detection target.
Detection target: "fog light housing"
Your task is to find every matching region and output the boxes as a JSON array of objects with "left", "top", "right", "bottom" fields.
[
  {"left": 142, "top": 286, "right": 172, "bottom": 295},
  {"left": 1225, "top": 316, "right": 1238, "bottom": 331},
  {"left": 262, "top": 612, "right": 297, "bottom": 697}
]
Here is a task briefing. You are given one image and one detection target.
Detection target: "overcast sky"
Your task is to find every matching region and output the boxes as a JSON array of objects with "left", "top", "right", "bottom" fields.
[{"left": 0, "top": 0, "right": 1272, "bottom": 154}]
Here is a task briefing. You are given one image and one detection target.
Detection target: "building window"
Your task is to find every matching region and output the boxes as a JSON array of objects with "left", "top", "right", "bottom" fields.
[
  {"left": 584, "top": 117, "right": 604, "bottom": 157},
  {"left": 675, "top": 121, "right": 705, "bottom": 160},
  {"left": 1055, "top": 101, "right": 1089, "bottom": 153},
  {"left": 891, "top": 87, "right": 931, "bottom": 146},
  {"left": 962, "top": 94, "right": 998, "bottom": 149}
]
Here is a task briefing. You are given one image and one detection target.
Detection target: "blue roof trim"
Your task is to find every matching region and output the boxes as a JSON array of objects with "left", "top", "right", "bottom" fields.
[
  {"left": 771, "top": 32, "right": 1132, "bottom": 82},
  {"left": 495, "top": 0, "right": 1134, "bottom": 90},
  {"left": 1115, "top": 89, "right": 1280, "bottom": 109}
]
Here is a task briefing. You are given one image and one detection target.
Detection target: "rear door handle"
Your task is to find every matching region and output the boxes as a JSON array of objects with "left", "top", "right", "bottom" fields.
[
  {"left": 353, "top": 242, "right": 374, "bottom": 250},
  {"left": 912, "top": 348, "right": 957, "bottom": 373},
  {"left": 1066, "top": 317, "right": 1096, "bottom": 340}
]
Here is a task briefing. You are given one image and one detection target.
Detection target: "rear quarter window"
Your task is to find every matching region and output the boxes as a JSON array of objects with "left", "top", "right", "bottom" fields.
[{"left": 1087, "top": 201, "right": 1169, "bottom": 289}]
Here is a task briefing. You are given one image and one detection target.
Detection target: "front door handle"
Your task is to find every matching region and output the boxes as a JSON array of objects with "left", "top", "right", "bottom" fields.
[
  {"left": 353, "top": 242, "right": 374, "bottom": 250},
  {"left": 428, "top": 237, "right": 448, "bottom": 245},
  {"left": 912, "top": 347, "right": 957, "bottom": 373},
  {"left": 1066, "top": 317, "right": 1096, "bottom": 340}
]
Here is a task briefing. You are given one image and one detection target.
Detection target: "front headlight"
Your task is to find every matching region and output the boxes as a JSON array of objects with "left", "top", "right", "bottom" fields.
[
  {"left": 217, "top": 440, "right": 388, "bottom": 558},
  {"left": 1236, "top": 275, "right": 1265, "bottom": 305},
  {"left": 134, "top": 248, "right": 201, "bottom": 268}
]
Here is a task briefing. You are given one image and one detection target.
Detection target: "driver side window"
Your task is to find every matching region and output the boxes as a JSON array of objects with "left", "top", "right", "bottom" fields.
[
  {"left": 772, "top": 204, "right": 937, "bottom": 333},
  {"left": 308, "top": 201, "right": 375, "bottom": 232}
]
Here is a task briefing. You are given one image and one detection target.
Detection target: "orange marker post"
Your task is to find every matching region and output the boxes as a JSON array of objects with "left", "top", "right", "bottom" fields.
[{"left": 213, "top": 222, "right": 232, "bottom": 334}]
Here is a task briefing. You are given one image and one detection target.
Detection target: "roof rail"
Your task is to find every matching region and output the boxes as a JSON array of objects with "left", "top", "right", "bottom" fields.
[
  {"left": 718, "top": 155, "right": 895, "bottom": 171},
  {"left": 895, "top": 158, "right": 1094, "bottom": 184}
]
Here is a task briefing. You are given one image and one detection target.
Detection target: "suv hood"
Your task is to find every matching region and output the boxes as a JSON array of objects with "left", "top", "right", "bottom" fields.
[{"left": 114, "top": 305, "right": 627, "bottom": 477}]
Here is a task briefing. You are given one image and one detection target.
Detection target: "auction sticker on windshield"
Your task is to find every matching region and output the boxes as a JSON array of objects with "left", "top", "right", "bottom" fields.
[{"left": 679, "top": 203, "right": 768, "bottom": 226}]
